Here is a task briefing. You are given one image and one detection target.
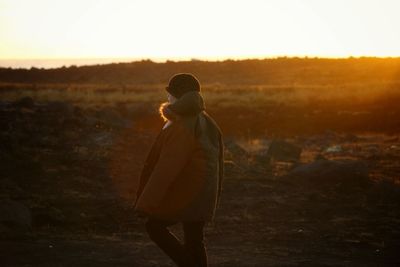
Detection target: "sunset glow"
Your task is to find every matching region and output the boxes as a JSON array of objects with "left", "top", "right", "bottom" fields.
[{"left": 1, "top": 0, "right": 400, "bottom": 62}]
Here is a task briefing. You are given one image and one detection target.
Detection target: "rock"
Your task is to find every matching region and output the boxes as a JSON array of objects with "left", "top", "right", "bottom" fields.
[
  {"left": 90, "top": 132, "right": 114, "bottom": 147},
  {"left": 364, "top": 144, "right": 380, "bottom": 157},
  {"left": 306, "top": 131, "right": 340, "bottom": 147},
  {"left": 38, "top": 101, "right": 77, "bottom": 128},
  {"left": 267, "top": 139, "right": 302, "bottom": 162},
  {"left": 73, "top": 146, "right": 89, "bottom": 156},
  {"left": 95, "top": 107, "right": 130, "bottom": 128},
  {"left": 224, "top": 138, "right": 249, "bottom": 164},
  {"left": 342, "top": 133, "right": 361, "bottom": 142},
  {"left": 383, "top": 136, "right": 399, "bottom": 143},
  {"left": 252, "top": 149, "right": 271, "bottom": 165},
  {"left": 0, "top": 101, "right": 12, "bottom": 110},
  {"left": 288, "top": 159, "right": 370, "bottom": 188},
  {"left": 324, "top": 145, "right": 343, "bottom": 153},
  {"left": 314, "top": 153, "right": 327, "bottom": 161},
  {"left": 223, "top": 160, "right": 244, "bottom": 175},
  {"left": 14, "top": 96, "right": 35, "bottom": 109},
  {"left": 0, "top": 200, "right": 32, "bottom": 232},
  {"left": 45, "top": 101, "right": 75, "bottom": 115},
  {"left": 83, "top": 114, "right": 102, "bottom": 128}
]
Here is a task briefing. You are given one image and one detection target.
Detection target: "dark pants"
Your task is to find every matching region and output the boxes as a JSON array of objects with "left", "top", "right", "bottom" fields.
[{"left": 145, "top": 218, "right": 208, "bottom": 267}]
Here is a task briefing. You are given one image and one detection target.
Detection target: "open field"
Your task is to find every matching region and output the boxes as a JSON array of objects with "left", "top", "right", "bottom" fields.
[
  {"left": 1, "top": 80, "right": 400, "bottom": 136},
  {"left": 1, "top": 58, "right": 400, "bottom": 266}
]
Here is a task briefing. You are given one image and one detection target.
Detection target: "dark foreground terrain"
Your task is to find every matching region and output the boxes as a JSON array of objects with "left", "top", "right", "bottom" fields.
[{"left": 1, "top": 96, "right": 400, "bottom": 266}]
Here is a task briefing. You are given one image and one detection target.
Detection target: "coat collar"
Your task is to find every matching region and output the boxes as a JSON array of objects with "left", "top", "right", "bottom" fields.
[{"left": 159, "top": 91, "right": 205, "bottom": 122}]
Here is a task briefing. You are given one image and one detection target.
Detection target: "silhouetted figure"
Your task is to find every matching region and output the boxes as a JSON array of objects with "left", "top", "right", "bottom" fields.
[{"left": 134, "top": 73, "right": 224, "bottom": 267}]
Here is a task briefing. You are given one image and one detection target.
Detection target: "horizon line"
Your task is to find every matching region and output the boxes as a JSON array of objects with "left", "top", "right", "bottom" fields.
[
  {"left": 1, "top": 55, "right": 400, "bottom": 70},
  {"left": 2, "top": 55, "right": 400, "bottom": 60}
]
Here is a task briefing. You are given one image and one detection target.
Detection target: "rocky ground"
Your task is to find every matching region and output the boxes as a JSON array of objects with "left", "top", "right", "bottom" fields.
[{"left": 1, "top": 97, "right": 400, "bottom": 266}]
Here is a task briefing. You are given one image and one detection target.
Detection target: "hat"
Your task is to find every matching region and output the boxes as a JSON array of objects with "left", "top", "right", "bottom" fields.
[{"left": 165, "top": 73, "right": 201, "bottom": 99}]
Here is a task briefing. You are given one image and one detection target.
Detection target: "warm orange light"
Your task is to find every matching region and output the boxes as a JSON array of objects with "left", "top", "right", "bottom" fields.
[{"left": 0, "top": 0, "right": 399, "bottom": 60}]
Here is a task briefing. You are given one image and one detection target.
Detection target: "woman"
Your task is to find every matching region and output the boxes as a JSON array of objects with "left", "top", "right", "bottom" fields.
[{"left": 134, "top": 73, "right": 224, "bottom": 267}]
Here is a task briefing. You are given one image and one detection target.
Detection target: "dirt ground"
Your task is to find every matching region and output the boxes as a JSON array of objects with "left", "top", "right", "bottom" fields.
[
  {"left": 1, "top": 97, "right": 400, "bottom": 266},
  {"left": 2, "top": 168, "right": 400, "bottom": 267}
]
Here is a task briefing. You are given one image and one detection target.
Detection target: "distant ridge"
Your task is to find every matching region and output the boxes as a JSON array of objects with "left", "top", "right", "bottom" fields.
[{"left": 1, "top": 57, "right": 399, "bottom": 85}]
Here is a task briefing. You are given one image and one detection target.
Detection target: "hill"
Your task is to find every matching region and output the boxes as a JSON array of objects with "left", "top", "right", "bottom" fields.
[{"left": 1, "top": 57, "right": 400, "bottom": 85}]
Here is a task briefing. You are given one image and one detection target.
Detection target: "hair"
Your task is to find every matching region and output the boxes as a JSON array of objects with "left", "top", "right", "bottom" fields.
[{"left": 158, "top": 101, "right": 169, "bottom": 122}]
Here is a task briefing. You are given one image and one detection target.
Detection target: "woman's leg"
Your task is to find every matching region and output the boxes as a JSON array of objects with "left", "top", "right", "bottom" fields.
[
  {"left": 145, "top": 218, "right": 190, "bottom": 267},
  {"left": 183, "top": 221, "right": 208, "bottom": 267}
]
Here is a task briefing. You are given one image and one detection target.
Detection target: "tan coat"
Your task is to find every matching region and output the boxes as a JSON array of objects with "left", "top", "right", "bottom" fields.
[{"left": 134, "top": 91, "right": 224, "bottom": 222}]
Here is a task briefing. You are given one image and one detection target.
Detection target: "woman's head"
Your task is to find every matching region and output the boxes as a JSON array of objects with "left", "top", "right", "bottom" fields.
[
  {"left": 165, "top": 73, "right": 201, "bottom": 99},
  {"left": 159, "top": 73, "right": 204, "bottom": 123}
]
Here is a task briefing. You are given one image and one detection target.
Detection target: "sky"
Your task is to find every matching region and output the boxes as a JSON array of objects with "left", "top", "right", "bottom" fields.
[{"left": 1, "top": 0, "right": 400, "bottom": 67}]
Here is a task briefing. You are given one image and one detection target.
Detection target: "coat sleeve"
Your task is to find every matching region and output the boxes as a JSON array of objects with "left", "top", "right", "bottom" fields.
[
  {"left": 133, "top": 132, "right": 162, "bottom": 206},
  {"left": 134, "top": 122, "right": 195, "bottom": 214}
]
